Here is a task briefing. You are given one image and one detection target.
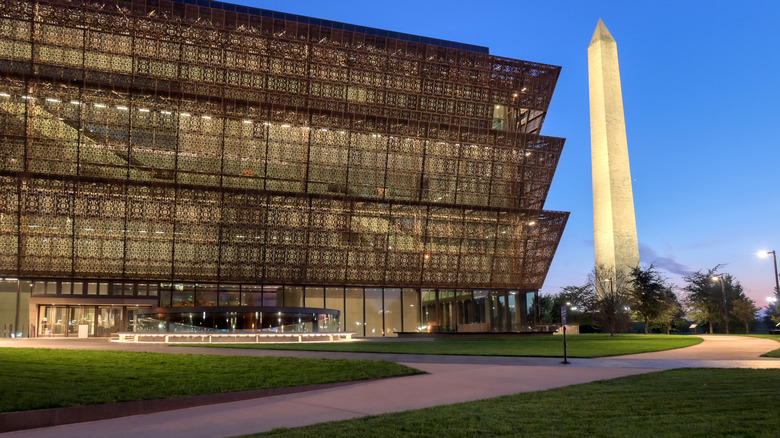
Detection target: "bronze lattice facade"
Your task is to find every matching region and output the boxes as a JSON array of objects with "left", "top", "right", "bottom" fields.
[{"left": 0, "top": 0, "right": 568, "bottom": 337}]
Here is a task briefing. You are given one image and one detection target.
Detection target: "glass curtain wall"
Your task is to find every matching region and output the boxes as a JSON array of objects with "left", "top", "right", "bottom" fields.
[
  {"left": 37, "top": 305, "right": 148, "bottom": 337},
  {"left": 402, "top": 288, "right": 419, "bottom": 332},
  {"left": 383, "top": 288, "right": 402, "bottom": 336},
  {"left": 305, "top": 286, "right": 325, "bottom": 308},
  {"left": 325, "top": 287, "right": 344, "bottom": 331},
  {"left": 26, "top": 279, "right": 536, "bottom": 336},
  {"left": 345, "top": 287, "right": 364, "bottom": 334},
  {"left": 364, "top": 288, "right": 382, "bottom": 336}
]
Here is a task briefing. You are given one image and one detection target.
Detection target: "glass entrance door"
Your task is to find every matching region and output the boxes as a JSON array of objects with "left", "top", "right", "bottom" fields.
[
  {"left": 97, "top": 307, "right": 122, "bottom": 336},
  {"left": 126, "top": 308, "right": 139, "bottom": 332},
  {"left": 68, "top": 307, "right": 96, "bottom": 336}
]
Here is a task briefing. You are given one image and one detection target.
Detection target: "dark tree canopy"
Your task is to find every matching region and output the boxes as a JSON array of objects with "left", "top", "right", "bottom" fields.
[
  {"left": 683, "top": 266, "right": 750, "bottom": 334},
  {"left": 591, "top": 265, "right": 632, "bottom": 336},
  {"left": 629, "top": 265, "right": 679, "bottom": 334}
]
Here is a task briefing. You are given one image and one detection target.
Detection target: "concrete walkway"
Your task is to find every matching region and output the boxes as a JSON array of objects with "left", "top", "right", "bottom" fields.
[{"left": 1, "top": 335, "right": 778, "bottom": 438}]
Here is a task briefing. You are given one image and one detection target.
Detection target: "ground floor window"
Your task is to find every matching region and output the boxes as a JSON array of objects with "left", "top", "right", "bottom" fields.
[
  {"left": 134, "top": 307, "right": 339, "bottom": 334},
  {"left": 421, "top": 289, "right": 536, "bottom": 334},
  {"left": 21, "top": 279, "right": 541, "bottom": 337},
  {"left": 37, "top": 305, "right": 151, "bottom": 337}
]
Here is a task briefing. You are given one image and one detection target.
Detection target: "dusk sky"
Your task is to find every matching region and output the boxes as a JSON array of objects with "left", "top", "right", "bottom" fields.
[{"left": 239, "top": 0, "right": 779, "bottom": 304}]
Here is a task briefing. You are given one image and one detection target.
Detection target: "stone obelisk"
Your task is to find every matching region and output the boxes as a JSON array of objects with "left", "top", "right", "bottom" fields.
[{"left": 588, "top": 19, "right": 639, "bottom": 275}]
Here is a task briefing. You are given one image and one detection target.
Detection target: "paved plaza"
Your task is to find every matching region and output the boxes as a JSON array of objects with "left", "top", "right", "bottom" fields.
[{"left": 1, "top": 335, "right": 778, "bottom": 437}]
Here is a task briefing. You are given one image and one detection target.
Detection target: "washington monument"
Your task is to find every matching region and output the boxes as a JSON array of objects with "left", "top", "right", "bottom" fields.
[{"left": 588, "top": 19, "right": 639, "bottom": 275}]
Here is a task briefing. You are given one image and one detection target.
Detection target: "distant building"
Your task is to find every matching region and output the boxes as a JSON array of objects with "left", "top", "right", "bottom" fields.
[{"left": 0, "top": 0, "right": 568, "bottom": 337}]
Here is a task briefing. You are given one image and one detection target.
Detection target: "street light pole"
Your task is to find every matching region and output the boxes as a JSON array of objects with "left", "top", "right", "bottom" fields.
[
  {"left": 712, "top": 275, "right": 730, "bottom": 335},
  {"left": 758, "top": 250, "right": 779, "bottom": 298},
  {"left": 604, "top": 278, "right": 614, "bottom": 295},
  {"left": 759, "top": 251, "right": 780, "bottom": 325}
]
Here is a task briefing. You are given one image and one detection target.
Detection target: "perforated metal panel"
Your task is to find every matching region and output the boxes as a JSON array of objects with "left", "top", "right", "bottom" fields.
[{"left": 0, "top": 0, "right": 568, "bottom": 294}]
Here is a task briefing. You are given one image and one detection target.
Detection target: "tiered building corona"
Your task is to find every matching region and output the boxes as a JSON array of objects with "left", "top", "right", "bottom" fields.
[{"left": 0, "top": 0, "right": 568, "bottom": 337}]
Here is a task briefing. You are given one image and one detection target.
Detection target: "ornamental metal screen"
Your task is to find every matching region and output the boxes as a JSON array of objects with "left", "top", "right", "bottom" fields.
[{"left": 0, "top": 0, "right": 568, "bottom": 293}]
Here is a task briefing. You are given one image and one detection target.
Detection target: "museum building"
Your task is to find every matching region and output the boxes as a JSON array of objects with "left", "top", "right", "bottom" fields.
[{"left": 0, "top": 0, "right": 568, "bottom": 337}]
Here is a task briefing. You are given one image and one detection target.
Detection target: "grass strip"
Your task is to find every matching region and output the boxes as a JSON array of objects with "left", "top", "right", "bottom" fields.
[
  {"left": 246, "top": 368, "right": 780, "bottom": 438},
  {"left": 0, "top": 348, "right": 422, "bottom": 413},
  {"left": 183, "top": 334, "right": 702, "bottom": 358}
]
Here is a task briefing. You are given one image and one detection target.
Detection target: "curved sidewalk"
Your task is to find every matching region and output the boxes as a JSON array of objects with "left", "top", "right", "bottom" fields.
[{"left": 1, "top": 335, "right": 778, "bottom": 438}]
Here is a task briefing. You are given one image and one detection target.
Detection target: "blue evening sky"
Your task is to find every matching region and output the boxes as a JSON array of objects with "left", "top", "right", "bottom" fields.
[{"left": 237, "top": 0, "right": 779, "bottom": 304}]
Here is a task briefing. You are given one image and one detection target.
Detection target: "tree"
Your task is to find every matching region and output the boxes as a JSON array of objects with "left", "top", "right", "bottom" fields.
[
  {"left": 536, "top": 284, "right": 596, "bottom": 326},
  {"left": 732, "top": 297, "right": 758, "bottom": 333},
  {"left": 591, "top": 265, "right": 632, "bottom": 336},
  {"left": 535, "top": 294, "right": 556, "bottom": 324},
  {"left": 629, "top": 265, "right": 670, "bottom": 334},
  {"left": 558, "top": 285, "right": 596, "bottom": 311},
  {"left": 652, "top": 287, "right": 684, "bottom": 334},
  {"left": 761, "top": 301, "right": 780, "bottom": 333},
  {"left": 683, "top": 266, "right": 750, "bottom": 334},
  {"left": 557, "top": 284, "right": 597, "bottom": 328},
  {"left": 683, "top": 266, "right": 726, "bottom": 334}
]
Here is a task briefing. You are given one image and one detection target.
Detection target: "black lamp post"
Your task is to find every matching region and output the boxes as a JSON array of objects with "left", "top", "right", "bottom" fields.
[
  {"left": 759, "top": 250, "right": 779, "bottom": 298},
  {"left": 759, "top": 251, "right": 780, "bottom": 326},
  {"left": 711, "top": 275, "right": 730, "bottom": 335},
  {"left": 603, "top": 278, "right": 614, "bottom": 295}
]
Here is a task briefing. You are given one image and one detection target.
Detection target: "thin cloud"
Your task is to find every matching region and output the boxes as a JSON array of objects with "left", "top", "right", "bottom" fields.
[{"left": 639, "top": 244, "right": 692, "bottom": 276}]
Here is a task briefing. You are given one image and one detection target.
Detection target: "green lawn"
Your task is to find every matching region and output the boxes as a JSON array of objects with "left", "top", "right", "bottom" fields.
[
  {"left": 187, "top": 334, "right": 702, "bottom": 358},
  {"left": 247, "top": 368, "right": 780, "bottom": 438},
  {"left": 0, "top": 348, "right": 422, "bottom": 413}
]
